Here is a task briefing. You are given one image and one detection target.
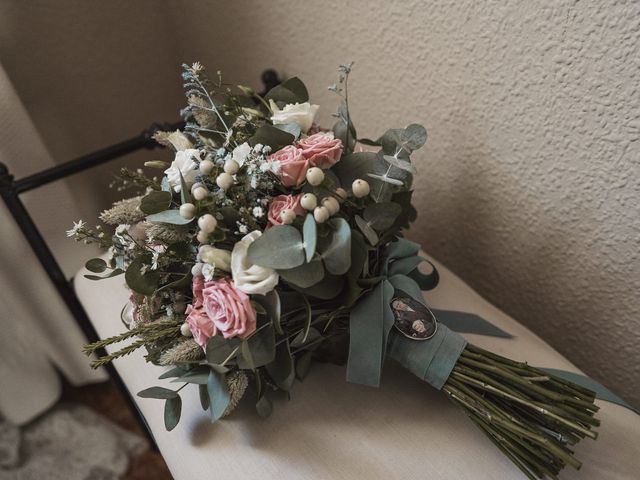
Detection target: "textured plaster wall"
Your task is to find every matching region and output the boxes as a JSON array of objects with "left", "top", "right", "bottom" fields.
[{"left": 1, "top": 1, "right": 638, "bottom": 405}]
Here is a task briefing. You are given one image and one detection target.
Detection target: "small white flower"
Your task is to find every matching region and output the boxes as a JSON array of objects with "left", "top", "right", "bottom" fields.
[
  {"left": 232, "top": 142, "right": 252, "bottom": 167},
  {"left": 66, "top": 220, "right": 86, "bottom": 237},
  {"left": 252, "top": 206, "right": 264, "bottom": 218},
  {"left": 202, "top": 263, "right": 215, "bottom": 282},
  {"left": 252, "top": 143, "right": 264, "bottom": 153},
  {"left": 238, "top": 223, "right": 248, "bottom": 234},
  {"left": 164, "top": 149, "right": 202, "bottom": 192},
  {"left": 151, "top": 251, "right": 161, "bottom": 270},
  {"left": 269, "top": 100, "right": 319, "bottom": 133},
  {"left": 231, "top": 230, "right": 279, "bottom": 295}
]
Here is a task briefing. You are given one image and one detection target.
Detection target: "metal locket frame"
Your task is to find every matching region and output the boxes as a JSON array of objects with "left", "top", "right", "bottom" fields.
[{"left": 390, "top": 290, "right": 438, "bottom": 341}]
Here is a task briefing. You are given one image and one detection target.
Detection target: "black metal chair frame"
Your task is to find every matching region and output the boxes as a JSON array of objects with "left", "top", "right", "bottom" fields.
[{"left": 0, "top": 69, "right": 281, "bottom": 452}]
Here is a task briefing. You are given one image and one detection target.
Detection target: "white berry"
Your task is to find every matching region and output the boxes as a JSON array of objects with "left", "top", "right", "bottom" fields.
[
  {"left": 224, "top": 159, "right": 240, "bottom": 174},
  {"left": 216, "top": 172, "right": 234, "bottom": 190},
  {"left": 306, "top": 167, "right": 325, "bottom": 186},
  {"left": 180, "top": 323, "right": 192, "bottom": 337},
  {"left": 313, "top": 206, "right": 330, "bottom": 223},
  {"left": 198, "top": 214, "right": 217, "bottom": 233},
  {"left": 322, "top": 196, "right": 340, "bottom": 215},
  {"left": 280, "top": 209, "right": 296, "bottom": 225},
  {"left": 197, "top": 230, "right": 209, "bottom": 244},
  {"left": 199, "top": 159, "right": 215, "bottom": 175},
  {"left": 192, "top": 186, "right": 209, "bottom": 201},
  {"left": 335, "top": 187, "right": 348, "bottom": 202},
  {"left": 191, "top": 263, "right": 204, "bottom": 277},
  {"left": 300, "top": 193, "right": 318, "bottom": 211},
  {"left": 179, "top": 203, "right": 196, "bottom": 220},
  {"left": 352, "top": 179, "right": 370, "bottom": 198}
]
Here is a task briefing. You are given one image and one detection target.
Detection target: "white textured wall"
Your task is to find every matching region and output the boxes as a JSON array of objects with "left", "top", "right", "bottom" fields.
[{"left": 2, "top": 0, "right": 638, "bottom": 406}]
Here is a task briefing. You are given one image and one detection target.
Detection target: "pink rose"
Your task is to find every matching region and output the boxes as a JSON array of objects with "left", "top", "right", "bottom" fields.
[
  {"left": 185, "top": 304, "right": 217, "bottom": 348},
  {"left": 298, "top": 132, "right": 343, "bottom": 169},
  {"left": 192, "top": 276, "right": 204, "bottom": 308},
  {"left": 269, "top": 145, "right": 309, "bottom": 187},
  {"left": 267, "top": 194, "right": 305, "bottom": 226},
  {"left": 202, "top": 278, "right": 257, "bottom": 339}
]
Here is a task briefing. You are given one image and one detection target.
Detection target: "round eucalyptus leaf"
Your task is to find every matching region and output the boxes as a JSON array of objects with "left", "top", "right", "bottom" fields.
[
  {"left": 125, "top": 256, "right": 160, "bottom": 295},
  {"left": 140, "top": 191, "right": 173, "bottom": 215},
  {"left": 247, "top": 225, "right": 305, "bottom": 269},
  {"left": 363, "top": 202, "right": 403, "bottom": 231},
  {"left": 146, "top": 209, "right": 194, "bottom": 225},
  {"left": 303, "top": 213, "right": 317, "bottom": 262},
  {"left": 355, "top": 215, "right": 379, "bottom": 246},
  {"left": 319, "top": 218, "right": 352, "bottom": 275},
  {"left": 85, "top": 258, "right": 107, "bottom": 273},
  {"left": 278, "top": 259, "right": 325, "bottom": 288},
  {"left": 248, "top": 124, "right": 295, "bottom": 151},
  {"left": 265, "top": 77, "right": 309, "bottom": 104}
]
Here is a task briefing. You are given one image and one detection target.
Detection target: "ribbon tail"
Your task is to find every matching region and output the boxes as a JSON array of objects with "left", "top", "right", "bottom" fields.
[
  {"left": 346, "top": 280, "right": 395, "bottom": 387},
  {"left": 433, "top": 309, "right": 513, "bottom": 338},
  {"left": 540, "top": 368, "right": 639, "bottom": 414}
]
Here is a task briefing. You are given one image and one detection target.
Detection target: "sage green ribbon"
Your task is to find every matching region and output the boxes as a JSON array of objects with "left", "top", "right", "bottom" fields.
[
  {"left": 348, "top": 239, "right": 467, "bottom": 389},
  {"left": 347, "top": 238, "right": 637, "bottom": 413}
]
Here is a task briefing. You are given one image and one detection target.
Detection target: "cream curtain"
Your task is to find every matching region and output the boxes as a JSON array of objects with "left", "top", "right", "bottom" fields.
[{"left": 0, "top": 64, "right": 106, "bottom": 425}]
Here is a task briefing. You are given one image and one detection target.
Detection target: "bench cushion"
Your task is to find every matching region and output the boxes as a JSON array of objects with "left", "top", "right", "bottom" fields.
[{"left": 74, "top": 255, "right": 640, "bottom": 479}]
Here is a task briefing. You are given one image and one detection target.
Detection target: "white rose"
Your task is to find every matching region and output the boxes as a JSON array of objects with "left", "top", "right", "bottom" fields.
[
  {"left": 232, "top": 142, "right": 252, "bottom": 167},
  {"left": 164, "top": 149, "right": 201, "bottom": 192},
  {"left": 269, "top": 100, "right": 319, "bottom": 133},
  {"left": 231, "top": 230, "right": 279, "bottom": 295}
]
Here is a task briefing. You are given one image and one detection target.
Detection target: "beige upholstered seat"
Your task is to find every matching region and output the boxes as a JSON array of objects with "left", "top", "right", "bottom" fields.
[{"left": 74, "top": 254, "right": 640, "bottom": 479}]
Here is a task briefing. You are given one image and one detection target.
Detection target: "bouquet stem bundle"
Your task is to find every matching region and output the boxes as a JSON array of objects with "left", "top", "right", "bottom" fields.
[{"left": 443, "top": 344, "right": 599, "bottom": 479}]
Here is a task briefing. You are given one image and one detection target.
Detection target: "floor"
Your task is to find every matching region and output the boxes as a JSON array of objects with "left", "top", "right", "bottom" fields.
[{"left": 61, "top": 378, "right": 173, "bottom": 480}]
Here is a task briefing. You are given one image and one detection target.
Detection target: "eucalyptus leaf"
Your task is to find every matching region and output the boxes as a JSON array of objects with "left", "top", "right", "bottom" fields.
[
  {"left": 274, "top": 122, "right": 301, "bottom": 139},
  {"left": 140, "top": 191, "right": 172, "bottom": 215},
  {"left": 207, "top": 370, "right": 231, "bottom": 422},
  {"left": 367, "top": 173, "right": 404, "bottom": 186},
  {"left": 84, "top": 268, "right": 124, "bottom": 281},
  {"left": 253, "top": 290, "right": 282, "bottom": 334},
  {"left": 247, "top": 225, "right": 304, "bottom": 269},
  {"left": 278, "top": 259, "right": 325, "bottom": 288},
  {"left": 237, "top": 324, "right": 276, "bottom": 370},
  {"left": 138, "top": 386, "right": 177, "bottom": 399},
  {"left": 349, "top": 230, "right": 368, "bottom": 277},
  {"left": 248, "top": 124, "right": 295, "bottom": 151},
  {"left": 382, "top": 155, "right": 416, "bottom": 174},
  {"left": 164, "top": 396, "right": 182, "bottom": 431},
  {"left": 125, "top": 256, "right": 160, "bottom": 295},
  {"left": 146, "top": 209, "right": 194, "bottom": 225},
  {"left": 291, "top": 326, "right": 322, "bottom": 349},
  {"left": 85, "top": 258, "right": 107, "bottom": 273},
  {"left": 363, "top": 202, "right": 403, "bottom": 231},
  {"left": 255, "top": 394, "right": 273, "bottom": 418},
  {"left": 303, "top": 213, "right": 317, "bottom": 263},
  {"left": 295, "top": 351, "right": 313, "bottom": 381},
  {"left": 265, "top": 340, "right": 295, "bottom": 391},
  {"left": 158, "top": 366, "right": 187, "bottom": 380},
  {"left": 176, "top": 365, "right": 211, "bottom": 385},
  {"left": 179, "top": 172, "right": 192, "bottom": 205},
  {"left": 319, "top": 218, "right": 351, "bottom": 275},
  {"left": 355, "top": 215, "right": 379, "bottom": 246},
  {"left": 292, "top": 273, "right": 344, "bottom": 300},
  {"left": 199, "top": 384, "right": 210, "bottom": 411},
  {"left": 265, "top": 76, "right": 309, "bottom": 104},
  {"left": 206, "top": 335, "right": 239, "bottom": 365}
]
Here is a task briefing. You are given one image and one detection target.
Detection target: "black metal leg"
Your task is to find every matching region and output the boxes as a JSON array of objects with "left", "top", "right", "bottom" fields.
[{"left": 1, "top": 163, "right": 160, "bottom": 452}]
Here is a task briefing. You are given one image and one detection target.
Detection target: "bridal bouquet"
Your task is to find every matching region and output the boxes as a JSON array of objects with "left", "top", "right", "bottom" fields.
[{"left": 72, "top": 63, "right": 599, "bottom": 479}]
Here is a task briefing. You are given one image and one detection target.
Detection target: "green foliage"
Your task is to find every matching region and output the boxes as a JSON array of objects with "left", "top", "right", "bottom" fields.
[
  {"left": 164, "top": 396, "right": 182, "bottom": 431},
  {"left": 247, "top": 225, "right": 305, "bottom": 269},
  {"left": 207, "top": 370, "right": 231, "bottom": 422},
  {"left": 278, "top": 259, "right": 325, "bottom": 288},
  {"left": 248, "top": 124, "right": 295, "bottom": 151},
  {"left": 317, "top": 218, "right": 352, "bottom": 275},
  {"left": 265, "top": 76, "right": 309, "bottom": 105},
  {"left": 125, "top": 256, "right": 160, "bottom": 295},
  {"left": 140, "top": 191, "right": 173, "bottom": 215},
  {"left": 138, "top": 386, "right": 178, "bottom": 399},
  {"left": 146, "top": 209, "right": 194, "bottom": 225},
  {"left": 303, "top": 213, "right": 317, "bottom": 262}
]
